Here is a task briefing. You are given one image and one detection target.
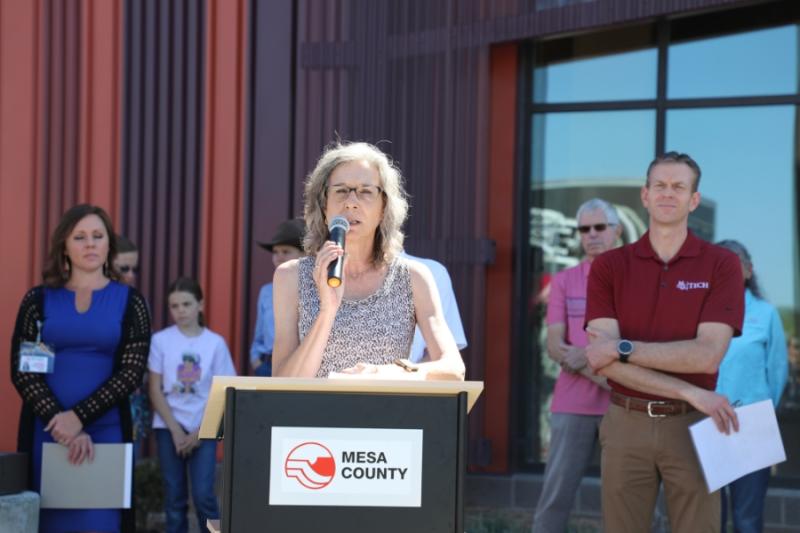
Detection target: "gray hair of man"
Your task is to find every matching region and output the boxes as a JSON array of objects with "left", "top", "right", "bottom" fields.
[{"left": 575, "top": 198, "right": 620, "bottom": 227}]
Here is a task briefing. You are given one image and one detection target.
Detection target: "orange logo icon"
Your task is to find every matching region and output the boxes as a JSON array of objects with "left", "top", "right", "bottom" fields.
[{"left": 284, "top": 442, "right": 336, "bottom": 489}]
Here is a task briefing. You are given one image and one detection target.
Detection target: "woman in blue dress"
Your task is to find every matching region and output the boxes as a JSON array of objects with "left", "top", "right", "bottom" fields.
[{"left": 11, "top": 204, "right": 151, "bottom": 533}]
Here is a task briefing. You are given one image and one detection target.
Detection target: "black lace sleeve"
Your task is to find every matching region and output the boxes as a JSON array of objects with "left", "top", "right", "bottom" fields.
[
  {"left": 10, "top": 287, "right": 63, "bottom": 423},
  {"left": 72, "top": 288, "right": 151, "bottom": 427}
]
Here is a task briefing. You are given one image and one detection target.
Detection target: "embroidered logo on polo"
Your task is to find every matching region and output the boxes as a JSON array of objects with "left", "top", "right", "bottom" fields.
[{"left": 676, "top": 280, "right": 709, "bottom": 291}]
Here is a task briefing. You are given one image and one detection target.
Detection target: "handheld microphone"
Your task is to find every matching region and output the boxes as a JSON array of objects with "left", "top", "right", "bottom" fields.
[{"left": 327, "top": 216, "right": 350, "bottom": 287}]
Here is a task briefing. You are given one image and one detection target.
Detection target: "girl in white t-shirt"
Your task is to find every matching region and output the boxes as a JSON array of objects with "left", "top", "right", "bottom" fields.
[{"left": 148, "top": 277, "right": 236, "bottom": 533}]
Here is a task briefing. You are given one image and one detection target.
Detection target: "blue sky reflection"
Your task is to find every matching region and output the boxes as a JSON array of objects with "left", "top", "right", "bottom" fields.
[{"left": 666, "top": 106, "right": 796, "bottom": 308}]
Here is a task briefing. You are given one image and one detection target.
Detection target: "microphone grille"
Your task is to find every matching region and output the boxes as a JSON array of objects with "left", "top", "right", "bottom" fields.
[{"left": 329, "top": 216, "right": 350, "bottom": 231}]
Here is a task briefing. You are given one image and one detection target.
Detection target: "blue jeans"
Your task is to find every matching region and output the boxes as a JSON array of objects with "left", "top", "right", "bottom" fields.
[
  {"left": 155, "top": 429, "right": 220, "bottom": 533},
  {"left": 721, "top": 467, "right": 770, "bottom": 533}
]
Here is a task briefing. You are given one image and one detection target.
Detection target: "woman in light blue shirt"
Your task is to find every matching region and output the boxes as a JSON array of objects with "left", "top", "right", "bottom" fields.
[{"left": 716, "top": 240, "right": 788, "bottom": 533}]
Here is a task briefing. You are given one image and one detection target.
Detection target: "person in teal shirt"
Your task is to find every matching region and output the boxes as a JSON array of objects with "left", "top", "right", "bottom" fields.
[{"left": 716, "top": 240, "right": 788, "bottom": 533}]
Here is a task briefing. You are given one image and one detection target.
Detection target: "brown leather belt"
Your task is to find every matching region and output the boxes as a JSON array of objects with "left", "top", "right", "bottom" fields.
[{"left": 611, "top": 391, "right": 695, "bottom": 418}]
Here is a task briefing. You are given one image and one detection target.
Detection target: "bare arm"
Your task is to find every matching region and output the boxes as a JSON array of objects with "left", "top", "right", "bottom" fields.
[
  {"left": 587, "top": 321, "right": 734, "bottom": 374},
  {"left": 631, "top": 322, "right": 734, "bottom": 373},
  {"left": 547, "top": 323, "right": 608, "bottom": 389},
  {"left": 546, "top": 324, "right": 567, "bottom": 364},
  {"left": 587, "top": 318, "right": 738, "bottom": 433},
  {"left": 408, "top": 262, "right": 465, "bottom": 380},
  {"left": 148, "top": 371, "right": 182, "bottom": 434},
  {"left": 586, "top": 318, "right": 699, "bottom": 396},
  {"left": 148, "top": 371, "right": 194, "bottom": 456},
  {"left": 598, "top": 361, "right": 736, "bottom": 433},
  {"left": 599, "top": 359, "right": 701, "bottom": 401},
  {"left": 576, "top": 365, "right": 610, "bottom": 390},
  {"left": 272, "top": 246, "right": 344, "bottom": 377}
]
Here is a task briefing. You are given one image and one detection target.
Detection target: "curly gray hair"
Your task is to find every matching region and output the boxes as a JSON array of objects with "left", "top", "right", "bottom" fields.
[{"left": 303, "top": 141, "right": 408, "bottom": 265}]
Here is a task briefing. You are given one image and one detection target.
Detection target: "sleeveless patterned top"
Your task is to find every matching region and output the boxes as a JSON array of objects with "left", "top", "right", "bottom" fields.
[{"left": 297, "top": 255, "right": 416, "bottom": 377}]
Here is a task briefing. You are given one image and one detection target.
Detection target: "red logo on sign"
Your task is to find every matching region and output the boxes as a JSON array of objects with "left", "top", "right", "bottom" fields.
[{"left": 284, "top": 442, "right": 336, "bottom": 489}]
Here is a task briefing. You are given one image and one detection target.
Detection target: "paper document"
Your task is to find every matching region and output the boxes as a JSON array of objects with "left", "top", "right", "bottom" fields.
[
  {"left": 40, "top": 442, "right": 132, "bottom": 508},
  {"left": 689, "top": 399, "right": 785, "bottom": 493},
  {"left": 328, "top": 371, "right": 425, "bottom": 381}
]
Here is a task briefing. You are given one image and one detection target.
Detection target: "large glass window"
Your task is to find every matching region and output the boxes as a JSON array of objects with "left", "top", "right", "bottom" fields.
[
  {"left": 666, "top": 106, "right": 796, "bottom": 313},
  {"left": 533, "top": 26, "right": 657, "bottom": 104},
  {"left": 668, "top": 25, "right": 798, "bottom": 99},
  {"left": 666, "top": 106, "right": 800, "bottom": 476},
  {"left": 526, "top": 110, "right": 654, "bottom": 465},
  {"left": 522, "top": 12, "right": 800, "bottom": 483},
  {"left": 533, "top": 48, "right": 657, "bottom": 103},
  {"left": 531, "top": 111, "right": 655, "bottom": 181}
]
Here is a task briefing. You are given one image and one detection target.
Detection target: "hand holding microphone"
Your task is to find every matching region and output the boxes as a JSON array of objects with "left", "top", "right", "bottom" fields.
[{"left": 326, "top": 216, "right": 350, "bottom": 287}]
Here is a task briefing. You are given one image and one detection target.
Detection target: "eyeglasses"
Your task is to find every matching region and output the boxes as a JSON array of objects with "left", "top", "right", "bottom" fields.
[
  {"left": 327, "top": 185, "right": 383, "bottom": 204},
  {"left": 118, "top": 265, "right": 139, "bottom": 274},
  {"left": 577, "top": 223, "right": 615, "bottom": 234}
]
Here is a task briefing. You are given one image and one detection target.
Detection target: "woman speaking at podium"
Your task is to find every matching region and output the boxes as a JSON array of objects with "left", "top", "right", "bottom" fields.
[{"left": 272, "top": 141, "right": 465, "bottom": 380}]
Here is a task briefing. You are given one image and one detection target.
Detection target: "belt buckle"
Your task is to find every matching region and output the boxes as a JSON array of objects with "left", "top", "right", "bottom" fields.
[{"left": 647, "top": 401, "right": 668, "bottom": 418}]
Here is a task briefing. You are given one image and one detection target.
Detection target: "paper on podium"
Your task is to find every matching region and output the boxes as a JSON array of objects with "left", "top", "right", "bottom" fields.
[
  {"left": 327, "top": 371, "right": 431, "bottom": 380},
  {"left": 689, "top": 399, "right": 785, "bottom": 493},
  {"left": 40, "top": 442, "right": 132, "bottom": 508},
  {"left": 328, "top": 369, "right": 464, "bottom": 382}
]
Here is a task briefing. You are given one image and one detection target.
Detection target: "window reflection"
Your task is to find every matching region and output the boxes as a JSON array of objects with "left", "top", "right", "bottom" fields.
[
  {"left": 534, "top": 48, "right": 657, "bottom": 103},
  {"left": 527, "top": 17, "right": 800, "bottom": 480},
  {"left": 667, "top": 107, "right": 798, "bottom": 477},
  {"left": 528, "top": 111, "right": 655, "bottom": 462},
  {"left": 671, "top": 106, "right": 799, "bottom": 477},
  {"left": 532, "top": 111, "right": 655, "bottom": 182},
  {"left": 666, "top": 106, "right": 796, "bottom": 315},
  {"left": 668, "top": 25, "right": 798, "bottom": 98}
]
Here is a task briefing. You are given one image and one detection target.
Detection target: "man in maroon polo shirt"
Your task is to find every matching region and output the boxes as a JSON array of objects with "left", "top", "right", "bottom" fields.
[{"left": 585, "top": 152, "right": 744, "bottom": 533}]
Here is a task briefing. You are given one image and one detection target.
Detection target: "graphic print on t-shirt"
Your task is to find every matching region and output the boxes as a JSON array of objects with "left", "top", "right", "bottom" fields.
[{"left": 174, "top": 352, "right": 202, "bottom": 394}]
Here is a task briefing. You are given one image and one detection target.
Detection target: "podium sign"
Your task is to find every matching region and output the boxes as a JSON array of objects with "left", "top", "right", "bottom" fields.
[
  {"left": 269, "top": 426, "right": 423, "bottom": 507},
  {"left": 203, "top": 378, "right": 482, "bottom": 533}
]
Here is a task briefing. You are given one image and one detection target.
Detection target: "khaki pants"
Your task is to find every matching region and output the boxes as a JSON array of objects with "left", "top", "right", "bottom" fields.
[{"left": 599, "top": 403, "right": 719, "bottom": 533}]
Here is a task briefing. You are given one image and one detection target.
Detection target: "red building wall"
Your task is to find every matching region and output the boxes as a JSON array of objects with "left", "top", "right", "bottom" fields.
[
  {"left": 199, "top": 0, "right": 249, "bottom": 371},
  {"left": 0, "top": 0, "right": 251, "bottom": 453},
  {"left": 0, "top": 0, "right": 122, "bottom": 452}
]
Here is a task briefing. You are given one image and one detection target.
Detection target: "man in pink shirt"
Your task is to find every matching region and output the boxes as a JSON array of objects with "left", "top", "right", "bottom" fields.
[{"left": 532, "top": 198, "right": 621, "bottom": 533}]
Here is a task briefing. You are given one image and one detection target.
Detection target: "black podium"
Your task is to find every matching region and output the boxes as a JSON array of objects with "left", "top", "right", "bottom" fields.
[{"left": 199, "top": 377, "right": 483, "bottom": 533}]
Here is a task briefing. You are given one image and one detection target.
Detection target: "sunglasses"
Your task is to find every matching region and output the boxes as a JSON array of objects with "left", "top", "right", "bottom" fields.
[
  {"left": 577, "top": 223, "right": 614, "bottom": 234},
  {"left": 118, "top": 265, "right": 139, "bottom": 274}
]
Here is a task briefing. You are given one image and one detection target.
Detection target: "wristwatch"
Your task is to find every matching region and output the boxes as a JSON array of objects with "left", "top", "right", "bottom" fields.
[{"left": 617, "top": 339, "right": 634, "bottom": 363}]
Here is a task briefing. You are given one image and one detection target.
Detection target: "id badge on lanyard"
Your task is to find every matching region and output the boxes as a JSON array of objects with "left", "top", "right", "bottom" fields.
[{"left": 18, "top": 320, "right": 56, "bottom": 374}]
